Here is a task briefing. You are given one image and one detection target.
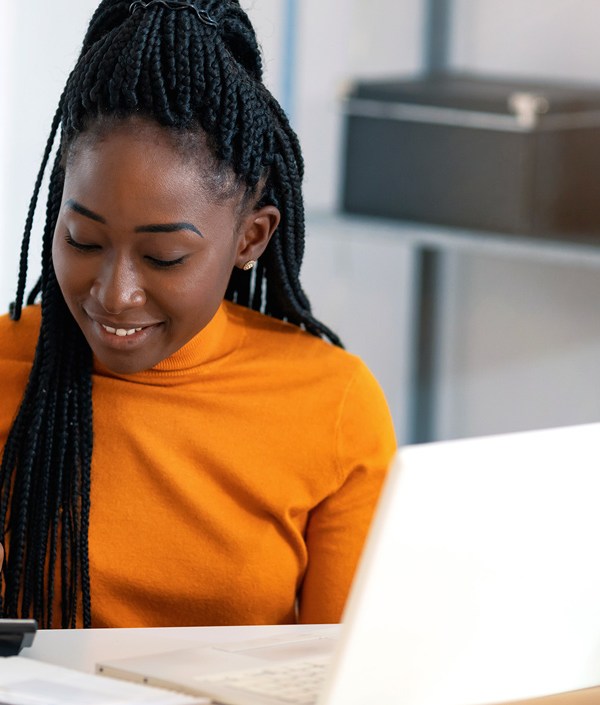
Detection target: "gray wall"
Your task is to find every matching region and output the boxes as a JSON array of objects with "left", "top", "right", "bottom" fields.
[{"left": 433, "top": 1, "right": 600, "bottom": 439}]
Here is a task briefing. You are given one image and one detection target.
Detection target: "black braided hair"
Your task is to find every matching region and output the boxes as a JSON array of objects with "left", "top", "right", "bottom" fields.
[{"left": 0, "top": 0, "right": 341, "bottom": 628}]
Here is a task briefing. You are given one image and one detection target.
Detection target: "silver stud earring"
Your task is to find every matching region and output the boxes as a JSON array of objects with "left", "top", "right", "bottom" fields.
[{"left": 242, "top": 260, "right": 256, "bottom": 271}]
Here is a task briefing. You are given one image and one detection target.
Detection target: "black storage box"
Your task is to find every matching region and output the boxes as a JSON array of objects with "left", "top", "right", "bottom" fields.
[{"left": 340, "top": 73, "right": 600, "bottom": 240}]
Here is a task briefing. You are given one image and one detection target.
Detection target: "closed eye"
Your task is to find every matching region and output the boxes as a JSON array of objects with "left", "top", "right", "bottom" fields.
[
  {"left": 65, "top": 232, "right": 186, "bottom": 268},
  {"left": 64, "top": 232, "right": 100, "bottom": 252},
  {"left": 145, "top": 255, "right": 187, "bottom": 269}
]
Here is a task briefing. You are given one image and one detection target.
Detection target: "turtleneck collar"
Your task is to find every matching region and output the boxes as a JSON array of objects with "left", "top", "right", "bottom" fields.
[{"left": 93, "top": 301, "right": 245, "bottom": 386}]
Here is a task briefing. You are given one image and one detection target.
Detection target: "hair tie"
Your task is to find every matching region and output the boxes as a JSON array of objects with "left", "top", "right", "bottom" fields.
[{"left": 129, "top": 0, "right": 218, "bottom": 27}]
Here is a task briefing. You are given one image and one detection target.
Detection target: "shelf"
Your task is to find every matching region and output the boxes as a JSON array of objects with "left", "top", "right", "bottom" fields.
[{"left": 307, "top": 212, "right": 600, "bottom": 269}]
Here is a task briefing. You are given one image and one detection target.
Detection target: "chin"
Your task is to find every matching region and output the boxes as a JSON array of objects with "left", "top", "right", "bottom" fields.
[
  {"left": 94, "top": 351, "right": 155, "bottom": 375},
  {"left": 100, "top": 360, "right": 147, "bottom": 375}
]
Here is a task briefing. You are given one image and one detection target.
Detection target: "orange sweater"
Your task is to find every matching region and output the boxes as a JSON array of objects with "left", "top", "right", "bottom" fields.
[{"left": 0, "top": 302, "right": 396, "bottom": 627}]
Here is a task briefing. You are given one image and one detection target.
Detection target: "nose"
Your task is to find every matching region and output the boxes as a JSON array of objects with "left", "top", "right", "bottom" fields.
[{"left": 90, "top": 254, "right": 146, "bottom": 314}]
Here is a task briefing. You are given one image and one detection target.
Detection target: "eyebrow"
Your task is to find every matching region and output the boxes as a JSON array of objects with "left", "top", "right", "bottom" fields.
[
  {"left": 64, "top": 199, "right": 204, "bottom": 238},
  {"left": 65, "top": 199, "right": 105, "bottom": 224},
  {"left": 135, "top": 222, "right": 204, "bottom": 238}
]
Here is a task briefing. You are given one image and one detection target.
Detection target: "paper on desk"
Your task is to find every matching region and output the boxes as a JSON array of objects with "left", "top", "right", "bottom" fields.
[{"left": 0, "top": 657, "right": 209, "bottom": 705}]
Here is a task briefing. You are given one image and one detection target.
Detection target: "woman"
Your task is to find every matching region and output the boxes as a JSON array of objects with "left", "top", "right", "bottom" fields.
[{"left": 0, "top": 0, "right": 396, "bottom": 629}]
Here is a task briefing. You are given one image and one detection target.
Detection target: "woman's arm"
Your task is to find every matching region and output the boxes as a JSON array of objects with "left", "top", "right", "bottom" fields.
[{"left": 298, "top": 363, "right": 397, "bottom": 623}]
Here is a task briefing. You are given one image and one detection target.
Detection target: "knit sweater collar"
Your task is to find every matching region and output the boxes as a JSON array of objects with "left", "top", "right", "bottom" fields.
[{"left": 93, "top": 301, "right": 244, "bottom": 385}]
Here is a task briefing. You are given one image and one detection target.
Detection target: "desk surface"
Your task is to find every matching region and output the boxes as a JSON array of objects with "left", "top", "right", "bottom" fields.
[
  {"left": 22, "top": 625, "right": 600, "bottom": 705},
  {"left": 23, "top": 624, "right": 325, "bottom": 673}
]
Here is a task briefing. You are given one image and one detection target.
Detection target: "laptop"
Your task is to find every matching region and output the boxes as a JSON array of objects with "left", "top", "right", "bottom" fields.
[{"left": 97, "top": 422, "right": 600, "bottom": 705}]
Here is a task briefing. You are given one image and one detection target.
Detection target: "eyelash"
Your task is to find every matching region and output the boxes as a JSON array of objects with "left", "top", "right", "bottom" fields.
[
  {"left": 145, "top": 256, "right": 186, "bottom": 269},
  {"left": 64, "top": 233, "right": 186, "bottom": 268},
  {"left": 64, "top": 233, "right": 99, "bottom": 252}
]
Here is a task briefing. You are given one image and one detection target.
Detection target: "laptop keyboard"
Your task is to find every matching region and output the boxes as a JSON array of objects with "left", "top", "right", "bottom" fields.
[{"left": 200, "top": 656, "right": 330, "bottom": 705}]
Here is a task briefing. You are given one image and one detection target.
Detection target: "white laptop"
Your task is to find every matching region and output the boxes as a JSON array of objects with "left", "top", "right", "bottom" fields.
[{"left": 97, "top": 422, "right": 600, "bottom": 705}]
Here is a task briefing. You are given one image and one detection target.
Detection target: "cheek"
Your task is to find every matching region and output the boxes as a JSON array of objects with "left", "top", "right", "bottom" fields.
[
  {"left": 51, "top": 235, "right": 90, "bottom": 299},
  {"left": 51, "top": 235, "right": 69, "bottom": 291},
  {"left": 159, "top": 263, "right": 231, "bottom": 327},
  {"left": 177, "top": 252, "right": 232, "bottom": 298},
  {"left": 163, "top": 271, "right": 217, "bottom": 316}
]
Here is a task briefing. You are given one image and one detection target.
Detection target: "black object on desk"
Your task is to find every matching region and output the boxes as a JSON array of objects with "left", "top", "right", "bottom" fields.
[
  {"left": 0, "top": 619, "right": 37, "bottom": 657},
  {"left": 341, "top": 72, "right": 600, "bottom": 241}
]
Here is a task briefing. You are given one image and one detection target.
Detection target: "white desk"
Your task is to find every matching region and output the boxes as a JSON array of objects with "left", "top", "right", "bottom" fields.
[
  {"left": 22, "top": 624, "right": 327, "bottom": 674},
  {"left": 21, "top": 625, "right": 600, "bottom": 705}
]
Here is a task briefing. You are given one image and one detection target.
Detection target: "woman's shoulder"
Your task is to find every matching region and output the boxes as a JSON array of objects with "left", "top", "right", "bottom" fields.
[
  {"left": 0, "top": 305, "right": 41, "bottom": 363},
  {"left": 224, "top": 301, "right": 363, "bottom": 372},
  {"left": 224, "top": 301, "right": 397, "bottom": 461},
  {"left": 223, "top": 301, "right": 394, "bottom": 423}
]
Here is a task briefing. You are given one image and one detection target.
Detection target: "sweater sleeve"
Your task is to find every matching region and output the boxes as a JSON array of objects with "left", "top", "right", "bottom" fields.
[
  {"left": 0, "top": 308, "right": 39, "bottom": 452},
  {"left": 297, "top": 361, "right": 397, "bottom": 624}
]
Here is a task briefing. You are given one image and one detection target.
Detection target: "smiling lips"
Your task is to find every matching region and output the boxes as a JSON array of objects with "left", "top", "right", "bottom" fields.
[
  {"left": 84, "top": 308, "right": 162, "bottom": 345},
  {"left": 101, "top": 323, "right": 144, "bottom": 337}
]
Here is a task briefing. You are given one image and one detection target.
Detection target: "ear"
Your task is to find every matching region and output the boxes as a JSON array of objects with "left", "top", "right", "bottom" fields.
[{"left": 234, "top": 205, "right": 281, "bottom": 269}]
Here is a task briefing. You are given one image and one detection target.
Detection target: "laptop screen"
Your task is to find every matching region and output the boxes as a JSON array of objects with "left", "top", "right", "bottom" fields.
[{"left": 323, "top": 423, "right": 600, "bottom": 705}]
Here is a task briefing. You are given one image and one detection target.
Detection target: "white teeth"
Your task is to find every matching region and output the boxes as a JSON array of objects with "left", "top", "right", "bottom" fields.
[{"left": 101, "top": 324, "right": 143, "bottom": 336}]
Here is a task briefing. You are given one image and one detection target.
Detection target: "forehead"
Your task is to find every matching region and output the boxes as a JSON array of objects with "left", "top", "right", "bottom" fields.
[
  {"left": 64, "top": 129, "right": 198, "bottom": 213},
  {"left": 65, "top": 117, "right": 243, "bottom": 203},
  {"left": 62, "top": 118, "right": 248, "bottom": 222}
]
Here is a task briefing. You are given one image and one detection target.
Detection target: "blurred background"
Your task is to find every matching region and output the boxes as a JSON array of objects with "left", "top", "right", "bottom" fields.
[{"left": 2, "top": 0, "right": 600, "bottom": 445}]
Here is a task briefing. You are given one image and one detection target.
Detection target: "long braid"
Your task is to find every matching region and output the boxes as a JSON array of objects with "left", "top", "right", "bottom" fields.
[
  {"left": 2, "top": 0, "right": 341, "bottom": 627},
  {"left": 1, "top": 157, "right": 93, "bottom": 626},
  {"left": 10, "top": 106, "right": 63, "bottom": 320}
]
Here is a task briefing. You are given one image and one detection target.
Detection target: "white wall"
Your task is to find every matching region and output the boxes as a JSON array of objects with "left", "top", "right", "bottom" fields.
[
  {"left": 0, "top": 3, "right": 15, "bottom": 295},
  {"left": 1, "top": 0, "right": 99, "bottom": 311},
  {"left": 450, "top": 0, "right": 600, "bottom": 85}
]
